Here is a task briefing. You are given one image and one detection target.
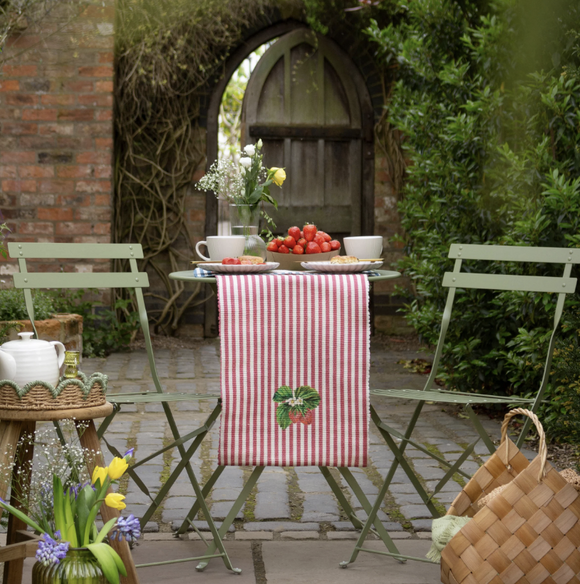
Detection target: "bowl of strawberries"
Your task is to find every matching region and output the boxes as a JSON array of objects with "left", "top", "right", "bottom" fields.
[{"left": 266, "top": 224, "right": 341, "bottom": 270}]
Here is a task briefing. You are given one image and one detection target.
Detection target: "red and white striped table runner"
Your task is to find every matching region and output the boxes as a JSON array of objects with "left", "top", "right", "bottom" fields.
[{"left": 216, "top": 273, "right": 370, "bottom": 467}]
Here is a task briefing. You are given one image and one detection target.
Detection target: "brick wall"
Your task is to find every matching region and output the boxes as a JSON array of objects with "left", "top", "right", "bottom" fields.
[{"left": 0, "top": 0, "right": 115, "bottom": 276}]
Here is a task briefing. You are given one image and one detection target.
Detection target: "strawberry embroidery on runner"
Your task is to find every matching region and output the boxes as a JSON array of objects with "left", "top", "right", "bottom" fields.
[{"left": 272, "top": 385, "right": 321, "bottom": 429}]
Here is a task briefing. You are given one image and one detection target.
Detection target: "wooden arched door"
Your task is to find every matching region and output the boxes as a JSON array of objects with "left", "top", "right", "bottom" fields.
[{"left": 241, "top": 29, "right": 373, "bottom": 237}]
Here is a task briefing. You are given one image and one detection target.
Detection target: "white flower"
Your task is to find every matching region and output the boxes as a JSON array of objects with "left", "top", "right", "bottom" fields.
[
  {"left": 239, "top": 157, "right": 252, "bottom": 168},
  {"left": 243, "top": 144, "right": 255, "bottom": 156},
  {"left": 257, "top": 139, "right": 263, "bottom": 149}
]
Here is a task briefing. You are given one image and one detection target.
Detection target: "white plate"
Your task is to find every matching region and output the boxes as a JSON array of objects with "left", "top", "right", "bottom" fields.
[
  {"left": 300, "top": 261, "right": 383, "bottom": 273},
  {"left": 203, "top": 262, "right": 280, "bottom": 274}
]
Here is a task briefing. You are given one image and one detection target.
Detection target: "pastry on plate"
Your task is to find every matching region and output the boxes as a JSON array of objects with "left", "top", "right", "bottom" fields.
[
  {"left": 239, "top": 256, "right": 265, "bottom": 265},
  {"left": 330, "top": 255, "right": 359, "bottom": 264}
]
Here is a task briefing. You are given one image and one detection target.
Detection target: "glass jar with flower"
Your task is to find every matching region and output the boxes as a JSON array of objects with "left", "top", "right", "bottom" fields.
[
  {"left": 0, "top": 421, "right": 140, "bottom": 584},
  {"left": 197, "top": 140, "right": 286, "bottom": 259}
]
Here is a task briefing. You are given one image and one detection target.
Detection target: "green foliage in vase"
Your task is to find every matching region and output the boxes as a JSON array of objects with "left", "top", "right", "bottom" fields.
[{"left": 367, "top": 0, "right": 580, "bottom": 434}]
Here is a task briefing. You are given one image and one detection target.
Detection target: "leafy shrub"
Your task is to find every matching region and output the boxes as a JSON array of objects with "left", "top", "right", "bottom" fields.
[
  {"left": 0, "top": 289, "right": 139, "bottom": 358},
  {"left": 367, "top": 0, "right": 580, "bottom": 437}
]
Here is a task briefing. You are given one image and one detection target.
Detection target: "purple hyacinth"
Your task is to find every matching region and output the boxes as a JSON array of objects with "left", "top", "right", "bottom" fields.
[
  {"left": 36, "top": 532, "right": 70, "bottom": 566},
  {"left": 111, "top": 514, "right": 141, "bottom": 542}
]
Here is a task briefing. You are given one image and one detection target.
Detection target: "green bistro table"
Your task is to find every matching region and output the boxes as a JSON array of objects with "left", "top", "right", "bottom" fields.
[{"left": 169, "top": 267, "right": 405, "bottom": 571}]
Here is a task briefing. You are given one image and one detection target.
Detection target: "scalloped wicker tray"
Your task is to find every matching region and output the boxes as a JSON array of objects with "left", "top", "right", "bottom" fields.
[{"left": 0, "top": 371, "right": 107, "bottom": 410}]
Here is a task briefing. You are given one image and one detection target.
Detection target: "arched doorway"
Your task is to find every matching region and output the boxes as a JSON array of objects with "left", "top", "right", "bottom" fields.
[
  {"left": 241, "top": 28, "right": 374, "bottom": 238},
  {"left": 204, "top": 23, "right": 375, "bottom": 335}
]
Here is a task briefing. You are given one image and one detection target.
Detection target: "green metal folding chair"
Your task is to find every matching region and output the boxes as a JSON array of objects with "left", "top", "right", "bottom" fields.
[
  {"left": 343, "top": 243, "right": 580, "bottom": 567},
  {"left": 7, "top": 242, "right": 240, "bottom": 573}
]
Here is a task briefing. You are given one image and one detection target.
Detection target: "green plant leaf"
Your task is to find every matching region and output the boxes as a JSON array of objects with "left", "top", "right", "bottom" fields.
[
  {"left": 272, "top": 386, "right": 293, "bottom": 402},
  {"left": 0, "top": 501, "right": 44, "bottom": 534},
  {"left": 295, "top": 386, "right": 321, "bottom": 409},
  {"left": 53, "top": 475, "right": 66, "bottom": 537},
  {"left": 275, "top": 404, "right": 292, "bottom": 430},
  {"left": 86, "top": 543, "right": 126, "bottom": 584},
  {"left": 95, "top": 517, "right": 118, "bottom": 544}
]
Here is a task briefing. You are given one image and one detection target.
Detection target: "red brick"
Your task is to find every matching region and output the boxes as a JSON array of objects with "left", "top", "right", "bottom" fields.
[
  {"left": 38, "top": 208, "right": 74, "bottom": 221},
  {"left": 2, "top": 65, "right": 38, "bottom": 77},
  {"left": 61, "top": 80, "right": 94, "bottom": 93},
  {"left": 98, "top": 52, "right": 114, "bottom": 64},
  {"left": 0, "top": 151, "right": 36, "bottom": 164},
  {"left": 75, "top": 180, "right": 110, "bottom": 193},
  {"left": 78, "top": 94, "right": 113, "bottom": 107},
  {"left": 1, "top": 108, "right": 22, "bottom": 121},
  {"left": 19, "top": 165, "right": 55, "bottom": 178},
  {"left": 79, "top": 66, "right": 113, "bottom": 78},
  {"left": 76, "top": 152, "right": 110, "bottom": 164},
  {"left": 0, "top": 165, "right": 17, "bottom": 178},
  {"left": 56, "top": 222, "right": 92, "bottom": 235},
  {"left": 58, "top": 109, "right": 94, "bottom": 122},
  {"left": 41, "top": 94, "right": 76, "bottom": 106},
  {"left": 57, "top": 137, "right": 93, "bottom": 150},
  {"left": 56, "top": 194, "right": 91, "bottom": 206},
  {"left": 94, "top": 166, "right": 111, "bottom": 179},
  {"left": 21, "top": 194, "right": 55, "bottom": 206},
  {"left": 22, "top": 109, "right": 57, "bottom": 121},
  {"left": 20, "top": 222, "right": 54, "bottom": 235},
  {"left": 95, "top": 81, "right": 113, "bottom": 93},
  {"left": 189, "top": 210, "right": 205, "bottom": 222},
  {"left": 0, "top": 194, "right": 17, "bottom": 206},
  {"left": 57, "top": 165, "right": 92, "bottom": 178},
  {"left": 1, "top": 123, "right": 37, "bottom": 135},
  {"left": 6, "top": 94, "right": 38, "bottom": 106},
  {"left": 93, "top": 222, "right": 111, "bottom": 234},
  {"left": 76, "top": 122, "right": 112, "bottom": 137},
  {"left": 5, "top": 35, "right": 41, "bottom": 49},
  {"left": 94, "top": 194, "right": 111, "bottom": 206},
  {"left": 73, "top": 235, "right": 110, "bottom": 244},
  {"left": 74, "top": 208, "right": 110, "bottom": 220},
  {"left": 39, "top": 179, "right": 75, "bottom": 193},
  {"left": 2, "top": 179, "right": 37, "bottom": 192},
  {"left": 94, "top": 137, "right": 113, "bottom": 150},
  {"left": 19, "top": 136, "right": 58, "bottom": 149},
  {"left": 96, "top": 110, "right": 112, "bottom": 121},
  {"left": 39, "top": 123, "right": 74, "bottom": 136},
  {"left": 0, "top": 80, "right": 20, "bottom": 91}
]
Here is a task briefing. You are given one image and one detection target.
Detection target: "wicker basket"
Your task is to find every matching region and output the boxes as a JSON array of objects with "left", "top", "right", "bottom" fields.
[
  {"left": 441, "top": 408, "right": 580, "bottom": 584},
  {"left": 0, "top": 371, "right": 107, "bottom": 410}
]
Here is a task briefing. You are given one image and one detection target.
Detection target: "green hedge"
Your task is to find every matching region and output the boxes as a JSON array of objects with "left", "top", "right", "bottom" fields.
[{"left": 367, "top": 0, "right": 580, "bottom": 441}]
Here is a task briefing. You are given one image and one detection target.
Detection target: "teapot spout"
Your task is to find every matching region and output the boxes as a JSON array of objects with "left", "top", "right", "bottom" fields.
[{"left": 0, "top": 349, "right": 17, "bottom": 382}]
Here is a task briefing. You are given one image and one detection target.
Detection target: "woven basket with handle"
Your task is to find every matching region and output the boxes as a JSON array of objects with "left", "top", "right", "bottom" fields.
[{"left": 441, "top": 408, "right": 580, "bottom": 584}]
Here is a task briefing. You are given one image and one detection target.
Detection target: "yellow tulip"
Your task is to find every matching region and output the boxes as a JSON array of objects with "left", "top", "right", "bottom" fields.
[
  {"left": 105, "top": 493, "right": 126, "bottom": 510},
  {"left": 108, "top": 457, "right": 128, "bottom": 480},
  {"left": 92, "top": 466, "right": 108, "bottom": 486},
  {"left": 270, "top": 167, "right": 286, "bottom": 187}
]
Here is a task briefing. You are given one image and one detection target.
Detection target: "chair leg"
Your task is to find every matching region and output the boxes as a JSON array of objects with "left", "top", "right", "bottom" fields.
[{"left": 194, "top": 466, "right": 265, "bottom": 573}]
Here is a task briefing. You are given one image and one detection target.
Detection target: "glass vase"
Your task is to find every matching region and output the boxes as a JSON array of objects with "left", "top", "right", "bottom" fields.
[
  {"left": 32, "top": 548, "right": 107, "bottom": 584},
  {"left": 230, "top": 204, "right": 267, "bottom": 260}
]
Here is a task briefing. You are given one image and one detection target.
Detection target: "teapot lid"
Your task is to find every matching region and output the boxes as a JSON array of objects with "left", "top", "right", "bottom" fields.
[{"left": 1, "top": 332, "right": 52, "bottom": 351}]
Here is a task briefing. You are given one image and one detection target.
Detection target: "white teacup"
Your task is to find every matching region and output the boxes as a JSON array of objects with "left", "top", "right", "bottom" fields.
[
  {"left": 343, "top": 236, "right": 384, "bottom": 260},
  {"left": 196, "top": 236, "right": 246, "bottom": 262}
]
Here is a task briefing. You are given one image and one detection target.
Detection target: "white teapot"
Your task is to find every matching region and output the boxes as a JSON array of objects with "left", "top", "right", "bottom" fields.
[{"left": 0, "top": 332, "right": 66, "bottom": 387}]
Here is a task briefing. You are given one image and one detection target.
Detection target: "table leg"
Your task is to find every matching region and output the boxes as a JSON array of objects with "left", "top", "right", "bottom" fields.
[
  {"left": 76, "top": 419, "right": 140, "bottom": 584},
  {"left": 2, "top": 420, "right": 35, "bottom": 584}
]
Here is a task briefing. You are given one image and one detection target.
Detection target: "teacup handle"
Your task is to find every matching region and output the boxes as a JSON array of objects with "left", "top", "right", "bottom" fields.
[
  {"left": 50, "top": 341, "right": 66, "bottom": 371},
  {"left": 195, "top": 241, "right": 211, "bottom": 261}
]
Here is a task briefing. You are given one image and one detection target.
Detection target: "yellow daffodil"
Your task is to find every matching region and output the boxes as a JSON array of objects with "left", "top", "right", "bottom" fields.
[
  {"left": 270, "top": 167, "right": 286, "bottom": 187},
  {"left": 107, "top": 457, "right": 129, "bottom": 480},
  {"left": 105, "top": 493, "right": 126, "bottom": 510},
  {"left": 92, "top": 466, "right": 108, "bottom": 486}
]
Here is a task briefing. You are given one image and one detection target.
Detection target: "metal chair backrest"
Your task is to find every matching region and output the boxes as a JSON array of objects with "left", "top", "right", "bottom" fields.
[
  {"left": 423, "top": 244, "right": 579, "bottom": 410},
  {"left": 7, "top": 242, "right": 163, "bottom": 394}
]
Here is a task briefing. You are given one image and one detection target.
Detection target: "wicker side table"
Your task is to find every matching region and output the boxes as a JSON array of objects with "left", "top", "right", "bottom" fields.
[{"left": 0, "top": 404, "right": 139, "bottom": 584}]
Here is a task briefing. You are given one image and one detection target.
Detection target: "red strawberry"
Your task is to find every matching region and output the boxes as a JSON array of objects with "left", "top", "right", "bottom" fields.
[
  {"left": 314, "top": 233, "right": 325, "bottom": 246},
  {"left": 306, "top": 241, "right": 322, "bottom": 254},
  {"left": 297, "top": 238, "right": 308, "bottom": 249},
  {"left": 288, "top": 226, "right": 301, "bottom": 241},
  {"left": 303, "top": 224, "right": 317, "bottom": 241},
  {"left": 267, "top": 240, "right": 279, "bottom": 252},
  {"left": 283, "top": 235, "right": 296, "bottom": 249},
  {"left": 292, "top": 244, "right": 304, "bottom": 254},
  {"left": 301, "top": 410, "right": 313, "bottom": 425},
  {"left": 278, "top": 244, "right": 290, "bottom": 254},
  {"left": 320, "top": 242, "right": 331, "bottom": 252},
  {"left": 222, "top": 257, "right": 241, "bottom": 265},
  {"left": 329, "top": 240, "right": 341, "bottom": 251}
]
